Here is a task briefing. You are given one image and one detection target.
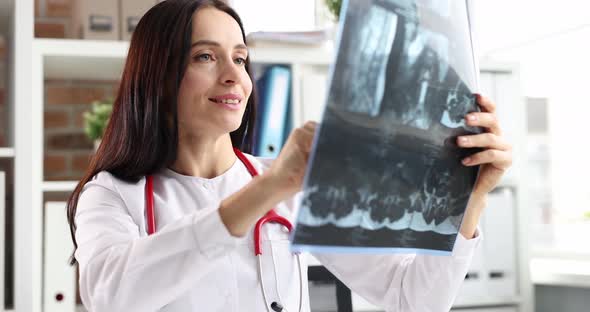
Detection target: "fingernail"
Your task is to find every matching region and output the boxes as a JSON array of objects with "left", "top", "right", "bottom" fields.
[
  {"left": 467, "top": 114, "right": 477, "bottom": 121},
  {"left": 462, "top": 157, "right": 471, "bottom": 165},
  {"left": 459, "top": 137, "right": 468, "bottom": 145}
]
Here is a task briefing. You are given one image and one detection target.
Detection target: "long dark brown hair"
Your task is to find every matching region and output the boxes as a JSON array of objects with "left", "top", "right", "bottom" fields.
[{"left": 66, "top": 0, "right": 256, "bottom": 265}]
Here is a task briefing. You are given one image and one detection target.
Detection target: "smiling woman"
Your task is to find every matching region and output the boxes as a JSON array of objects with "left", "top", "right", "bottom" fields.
[
  {"left": 66, "top": 0, "right": 257, "bottom": 228},
  {"left": 174, "top": 6, "right": 253, "bottom": 174}
]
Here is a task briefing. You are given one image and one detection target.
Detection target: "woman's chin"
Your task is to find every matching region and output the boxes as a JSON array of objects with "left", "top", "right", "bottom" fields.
[{"left": 223, "top": 119, "right": 245, "bottom": 134}]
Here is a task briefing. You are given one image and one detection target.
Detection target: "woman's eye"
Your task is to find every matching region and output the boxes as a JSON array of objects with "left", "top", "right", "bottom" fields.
[
  {"left": 195, "top": 53, "right": 212, "bottom": 62},
  {"left": 235, "top": 57, "right": 246, "bottom": 65}
]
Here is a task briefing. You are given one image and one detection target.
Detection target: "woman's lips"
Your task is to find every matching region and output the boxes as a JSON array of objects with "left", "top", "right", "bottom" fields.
[{"left": 208, "top": 98, "right": 242, "bottom": 111}]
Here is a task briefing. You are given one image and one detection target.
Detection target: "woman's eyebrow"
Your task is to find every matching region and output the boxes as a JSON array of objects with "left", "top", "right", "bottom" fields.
[{"left": 191, "top": 39, "right": 248, "bottom": 51}]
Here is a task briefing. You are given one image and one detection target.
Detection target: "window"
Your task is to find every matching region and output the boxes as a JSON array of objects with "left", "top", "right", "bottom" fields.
[
  {"left": 231, "top": 0, "right": 317, "bottom": 34},
  {"left": 476, "top": 0, "right": 590, "bottom": 255}
]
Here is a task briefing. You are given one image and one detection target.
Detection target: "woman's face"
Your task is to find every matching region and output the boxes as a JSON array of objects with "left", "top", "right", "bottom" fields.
[{"left": 177, "top": 7, "right": 252, "bottom": 139}]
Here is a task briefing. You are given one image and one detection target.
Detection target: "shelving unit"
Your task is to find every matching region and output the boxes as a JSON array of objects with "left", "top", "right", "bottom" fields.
[
  {"left": 31, "top": 38, "right": 334, "bottom": 195},
  {"left": 36, "top": 39, "right": 128, "bottom": 81},
  {"left": 41, "top": 181, "right": 78, "bottom": 193},
  {"left": 11, "top": 0, "right": 41, "bottom": 312},
  {"left": 7, "top": 1, "right": 531, "bottom": 312},
  {"left": 0, "top": 148, "right": 14, "bottom": 158}
]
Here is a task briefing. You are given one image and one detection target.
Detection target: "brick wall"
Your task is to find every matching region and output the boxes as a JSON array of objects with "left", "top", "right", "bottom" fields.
[
  {"left": 44, "top": 79, "right": 118, "bottom": 180},
  {"left": 35, "top": 0, "right": 120, "bottom": 180}
]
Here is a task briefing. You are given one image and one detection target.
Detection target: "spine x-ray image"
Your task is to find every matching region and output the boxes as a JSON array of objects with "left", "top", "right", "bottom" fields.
[{"left": 291, "top": 0, "right": 482, "bottom": 255}]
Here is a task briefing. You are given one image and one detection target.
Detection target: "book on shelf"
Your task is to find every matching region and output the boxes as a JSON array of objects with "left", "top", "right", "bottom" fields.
[{"left": 291, "top": 0, "right": 482, "bottom": 255}]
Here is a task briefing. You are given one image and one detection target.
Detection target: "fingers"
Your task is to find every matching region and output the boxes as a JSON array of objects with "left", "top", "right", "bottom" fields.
[
  {"left": 462, "top": 148, "right": 512, "bottom": 170},
  {"left": 302, "top": 120, "right": 318, "bottom": 133},
  {"left": 465, "top": 112, "right": 501, "bottom": 135},
  {"left": 457, "top": 133, "right": 510, "bottom": 151},
  {"left": 293, "top": 121, "right": 318, "bottom": 153},
  {"left": 300, "top": 121, "right": 318, "bottom": 144},
  {"left": 475, "top": 94, "right": 496, "bottom": 113}
]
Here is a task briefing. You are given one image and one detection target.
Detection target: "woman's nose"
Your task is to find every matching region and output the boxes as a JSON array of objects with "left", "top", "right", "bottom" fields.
[{"left": 220, "top": 61, "right": 240, "bottom": 85}]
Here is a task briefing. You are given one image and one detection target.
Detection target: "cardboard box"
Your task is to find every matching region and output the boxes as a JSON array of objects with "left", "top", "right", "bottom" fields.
[
  {"left": 46, "top": 0, "right": 72, "bottom": 18},
  {"left": 73, "top": 0, "right": 119, "bottom": 40},
  {"left": 34, "top": 21, "right": 67, "bottom": 38},
  {"left": 0, "top": 36, "right": 6, "bottom": 59},
  {"left": 120, "top": 0, "right": 157, "bottom": 41}
]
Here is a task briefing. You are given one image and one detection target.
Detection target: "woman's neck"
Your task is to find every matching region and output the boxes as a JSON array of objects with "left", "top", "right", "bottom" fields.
[{"left": 169, "top": 133, "right": 237, "bottom": 179}]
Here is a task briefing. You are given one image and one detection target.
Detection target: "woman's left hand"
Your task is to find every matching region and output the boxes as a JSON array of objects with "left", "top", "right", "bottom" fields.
[
  {"left": 457, "top": 94, "right": 513, "bottom": 197},
  {"left": 456, "top": 95, "right": 512, "bottom": 238}
]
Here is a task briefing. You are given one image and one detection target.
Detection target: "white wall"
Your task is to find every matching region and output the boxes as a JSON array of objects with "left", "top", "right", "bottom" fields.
[
  {"left": 475, "top": 0, "right": 590, "bottom": 226},
  {"left": 230, "top": 0, "right": 316, "bottom": 33}
]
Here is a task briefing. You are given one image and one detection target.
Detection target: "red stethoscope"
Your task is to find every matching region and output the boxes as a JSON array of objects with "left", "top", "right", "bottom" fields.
[{"left": 144, "top": 148, "right": 303, "bottom": 312}]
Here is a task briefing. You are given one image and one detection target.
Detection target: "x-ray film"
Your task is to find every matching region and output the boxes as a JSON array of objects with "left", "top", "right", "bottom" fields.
[{"left": 291, "top": 0, "right": 482, "bottom": 255}]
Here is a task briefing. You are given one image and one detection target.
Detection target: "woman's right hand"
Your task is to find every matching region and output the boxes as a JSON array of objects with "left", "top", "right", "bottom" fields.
[
  {"left": 265, "top": 121, "right": 318, "bottom": 198},
  {"left": 219, "top": 121, "right": 317, "bottom": 236}
]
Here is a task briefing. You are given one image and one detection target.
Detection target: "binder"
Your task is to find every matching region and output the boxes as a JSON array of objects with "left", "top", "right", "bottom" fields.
[
  {"left": 253, "top": 66, "right": 292, "bottom": 158},
  {"left": 0, "top": 172, "right": 4, "bottom": 312},
  {"left": 43, "top": 202, "right": 76, "bottom": 312}
]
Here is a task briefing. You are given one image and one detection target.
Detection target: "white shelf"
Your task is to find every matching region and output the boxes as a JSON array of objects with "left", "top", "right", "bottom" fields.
[
  {"left": 34, "top": 38, "right": 129, "bottom": 81},
  {"left": 249, "top": 42, "right": 334, "bottom": 66},
  {"left": 33, "top": 38, "right": 334, "bottom": 81},
  {"left": 453, "top": 296, "right": 522, "bottom": 309},
  {"left": 352, "top": 290, "right": 520, "bottom": 311},
  {"left": 530, "top": 258, "right": 590, "bottom": 288},
  {"left": 0, "top": 147, "right": 15, "bottom": 158},
  {"left": 42, "top": 181, "right": 78, "bottom": 192}
]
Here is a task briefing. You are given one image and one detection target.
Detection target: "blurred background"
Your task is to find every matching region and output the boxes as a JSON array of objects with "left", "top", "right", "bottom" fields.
[{"left": 0, "top": 0, "right": 589, "bottom": 311}]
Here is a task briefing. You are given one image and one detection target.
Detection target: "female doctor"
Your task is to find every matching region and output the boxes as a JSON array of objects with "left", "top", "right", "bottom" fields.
[{"left": 66, "top": 0, "right": 513, "bottom": 311}]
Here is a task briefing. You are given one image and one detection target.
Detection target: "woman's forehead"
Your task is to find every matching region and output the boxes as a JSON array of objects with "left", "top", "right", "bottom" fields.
[{"left": 191, "top": 7, "right": 245, "bottom": 46}]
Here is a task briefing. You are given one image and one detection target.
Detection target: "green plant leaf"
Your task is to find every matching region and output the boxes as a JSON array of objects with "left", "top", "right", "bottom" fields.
[
  {"left": 325, "top": 0, "right": 342, "bottom": 20},
  {"left": 83, "top": 99, "right": 113, "bottom": 141}
]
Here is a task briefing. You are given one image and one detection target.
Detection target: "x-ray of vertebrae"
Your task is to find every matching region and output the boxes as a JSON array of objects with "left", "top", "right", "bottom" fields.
[{"left": 291, "top": 0, "right": 482, "bottom": 254}]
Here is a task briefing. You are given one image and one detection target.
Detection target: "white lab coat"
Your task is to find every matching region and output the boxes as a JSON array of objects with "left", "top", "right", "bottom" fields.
[{"left": 75, "top": 153, "right": 481, "bottom": 312}]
